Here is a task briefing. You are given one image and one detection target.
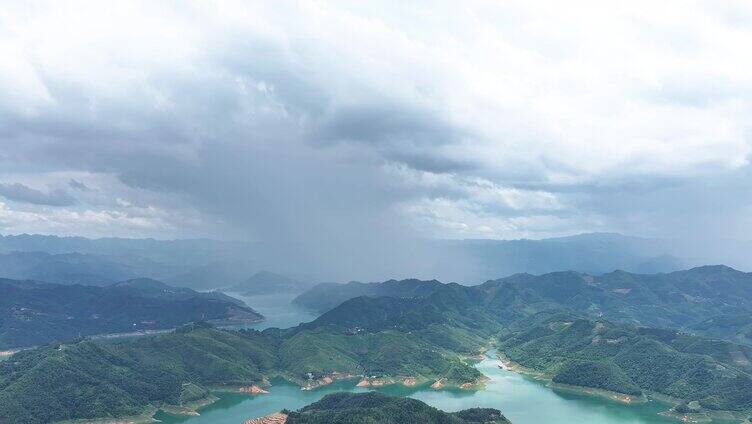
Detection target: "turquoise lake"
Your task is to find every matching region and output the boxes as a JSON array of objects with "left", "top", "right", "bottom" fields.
[{"left": 155, "top": 294, "right": 731, "bottom": 424}]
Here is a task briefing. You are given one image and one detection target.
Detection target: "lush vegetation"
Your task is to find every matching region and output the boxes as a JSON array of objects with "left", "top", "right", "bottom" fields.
[
  {"left": 296, "top": 265, "right": 752, "bottom": 344},
  {"left": 0, "top": 319, "right": 483, "bottom": 423},
  {"left": 0, "top": 323, "right": 277, "bottom": 423},
  {"left": 5, "top": 264, "right": 752, "bottom": 422},
  {"left": 0, "top": 277, "right": 263, "bottom": 349},
  {"left": 293, "top": 268, "right": 752, "bottom": 415},
  {"left": 552, "top": 360, "right": 642, "bottom": 396},
  {"left": 486, "top": 265, "right": 752, "bottom": 340},
  {"left": 284, "top": 392, "right": 511, "bottom": 424},
  {"left": 498, "top": 315, "right": 752, "bottom": 411}
]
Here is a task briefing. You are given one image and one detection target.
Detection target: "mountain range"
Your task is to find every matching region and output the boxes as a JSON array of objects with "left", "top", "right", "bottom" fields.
[
  {"left": 0, "top": 277, "right": 262, "bottom": 349},
  {"left": 0, "top": 232, "right": 698, "bottom": 287},
  {"left": 296, "top": 265, "right": 752, "bottom": 344},
  {"left": 4, "top": 263, "right": 752, "bottom": 422}
]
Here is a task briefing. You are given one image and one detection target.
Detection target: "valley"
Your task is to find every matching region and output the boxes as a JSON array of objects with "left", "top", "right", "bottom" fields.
[
  {"left": 4, "top": 6, "right": 749, "bottom": 423},
  {"left": 3, "top": 265, "right": 752, "bottom": 423},
  {"left": 157, "top": 351, "right": 685, "bottom": 424}
]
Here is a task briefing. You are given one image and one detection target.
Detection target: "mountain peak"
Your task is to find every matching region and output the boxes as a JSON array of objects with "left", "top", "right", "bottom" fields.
[{"left": 680, "top": 264, "right": 745, "bottom": 277}]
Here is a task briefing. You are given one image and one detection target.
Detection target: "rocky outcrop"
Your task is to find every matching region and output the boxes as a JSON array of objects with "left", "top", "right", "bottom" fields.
[
  {"left": 356, "top": 379, "right": 370, "bottom": 387},
  {"left": 402, "top": 377, "right": 417, "bottom": 386},
  {"left": 354, "top": 376, "right": 417, "bottom": 387},
  {"left": 244, "top": 412, "right": 287, "bottom": 424},
  {"left": 430, "top": 378, "right": 446, "bottom": 389},
  {"left": 239, "top": 385, "right": 269, "bottom": 394}
]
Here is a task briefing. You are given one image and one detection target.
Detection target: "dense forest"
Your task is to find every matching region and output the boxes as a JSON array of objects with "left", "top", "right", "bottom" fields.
[
  {"left": 297, "top": 265, "right": 752, "bottom": 344},
  {"left": 0, "top": 321, "right": 483, "bottom": 423},
  {"left": 0, "top": 277, "right": 262, "bottom": 349},
  {"left": 498, "top": 314, "right": 752, "bottom": 411},
  {"left": 283, "top": 392, "right": 511, "bottom": 423},
  {"left": 4, "top": 265, "right": 752, "bottom": 422}
]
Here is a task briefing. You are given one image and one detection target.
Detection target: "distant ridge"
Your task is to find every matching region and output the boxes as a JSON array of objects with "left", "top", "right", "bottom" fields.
[
  {"left": 0, "top": 277, "right": 263, "bottom": 349},
  {"left": 295, "top": 265, "right": 752, "bottom": 344},
  {"left": 0, "top": 232, "right": 687, "bottom": 285},
  {"left": 4, "top": 264, "right": 752, "bottom": 422}
]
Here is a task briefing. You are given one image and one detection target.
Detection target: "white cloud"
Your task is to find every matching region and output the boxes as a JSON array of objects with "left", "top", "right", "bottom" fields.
[{"left": 0, "top": 1, "right": 751, "bottom": 240}]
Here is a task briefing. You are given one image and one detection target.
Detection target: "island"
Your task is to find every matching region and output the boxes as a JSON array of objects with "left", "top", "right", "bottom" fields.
[{"left": 246, "top": 392, "right": 511, "bottom": 424}]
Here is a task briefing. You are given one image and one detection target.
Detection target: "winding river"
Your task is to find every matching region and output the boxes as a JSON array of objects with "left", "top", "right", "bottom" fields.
[{"left": 155, "top": 294, "right": 731, "bottom": 424}]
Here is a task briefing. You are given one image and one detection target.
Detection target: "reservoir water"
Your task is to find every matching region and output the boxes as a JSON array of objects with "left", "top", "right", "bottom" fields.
[
  {"left": 155, "top": 294, "right": 728, "bottom": 424},
  {"left": 224, "top": 292, "right": 318, "bottom": 331}
]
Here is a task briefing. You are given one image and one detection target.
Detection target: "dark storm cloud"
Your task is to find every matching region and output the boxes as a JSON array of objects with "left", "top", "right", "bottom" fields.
[
  {"left": 311, "top": 104, "right": 465, "bottom": 147},
  {"left": 306, "top": 103, "right": 478, "bottom": 173},
  {"left": 1, "top": 1, "right": 752, "bottom": 278},
  {"left": 0, "top": 182, "right": 77, "bottom": 206}
]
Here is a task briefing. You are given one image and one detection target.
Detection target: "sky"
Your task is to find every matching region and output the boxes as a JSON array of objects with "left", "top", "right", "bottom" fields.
[{"left": 1, "top": 1, "right": 752, "bottom": 247}]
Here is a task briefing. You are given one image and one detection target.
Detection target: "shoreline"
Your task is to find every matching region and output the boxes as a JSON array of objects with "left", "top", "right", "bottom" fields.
[
  {"left": 0, "top": 349, "right": 20, "bottom": 359},
  {"left": 55, "top": 393, "right": 224, "bottom": 424},
  {"left": 55, "top": 353, "right": 748, "bottom": 424},
  {"left": 84, "top": 369, "right": 487, "bottom": 424},
  {"left": 56, "top": 406, "right": 160, "bottom": 424},
  {"left": 495, "top": 351, "right": 749, "bottom": 423}
]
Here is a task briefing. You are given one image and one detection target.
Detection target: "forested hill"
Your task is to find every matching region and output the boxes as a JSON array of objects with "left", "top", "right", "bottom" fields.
[
  {"left": 5, "top": 264, "right": 752, "bottom": 422},
  {"left": 498, "top": 313, "right": 752, "bottom": 412},
  {"left": 282, "top": 392, "right": 511, "bottom": 423},
  {"left": 0, "top": 322, "right": 484, "bottom": 424},
  {"left": 0, "top": 277, "right": 262, "bottom": 349},
  {"left": 484, "top": 265, "right": 752, "bottom": 342},
  {"left": 296, "top": 265, "right": 752, "bottom": 344},
  {"left": 297, "top": 287, "right": 752, "bottom": 416}
]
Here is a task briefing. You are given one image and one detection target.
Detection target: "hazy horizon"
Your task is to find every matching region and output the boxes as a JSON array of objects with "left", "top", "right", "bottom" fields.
[{"left": 2, "top": 1, "right": 752, "bottom": 279}]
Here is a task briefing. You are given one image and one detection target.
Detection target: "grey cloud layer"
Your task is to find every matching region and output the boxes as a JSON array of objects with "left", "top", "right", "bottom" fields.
[
  {"left": 0, "top": 182, "right": 76, "bottom": 206},
  {"left": 0, "top": 1, "right": 751, "bottom": 279}
]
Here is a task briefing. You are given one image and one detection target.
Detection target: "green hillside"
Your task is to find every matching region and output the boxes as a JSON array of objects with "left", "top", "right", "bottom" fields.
[
  {"left": 0, "top": 278, "right": 263, "bottom": 349},
  {"left": 0, "top": 321, "right": 483, "bottom": 424},
  {"left": 296, "top": 266, "right": 752, "bottom": 343},
  {"left": 5, "top": 265, "right": 752, "bottom": 422},
  {"left": 498, "top": 315, "right": 752, "bottom": 411},
  {"left": 284, "top": 392, "right": 511, "bottom": 423}
]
